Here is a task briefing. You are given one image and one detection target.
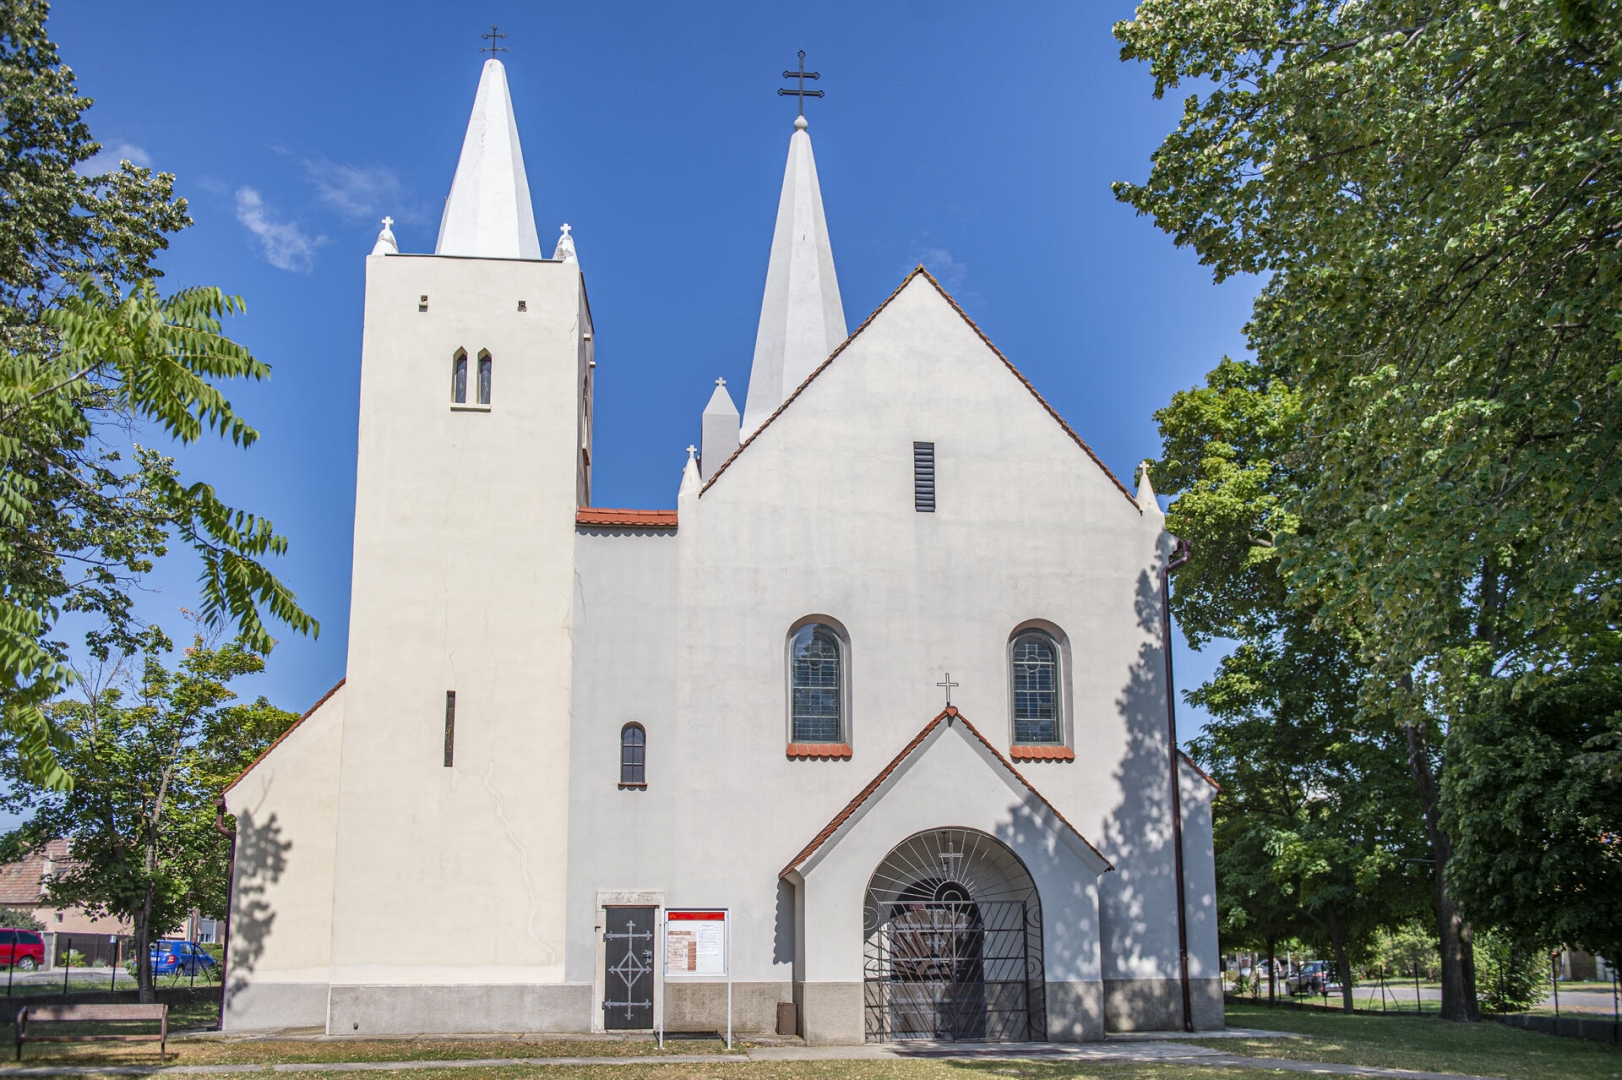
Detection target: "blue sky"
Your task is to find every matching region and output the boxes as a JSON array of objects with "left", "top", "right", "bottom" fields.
[{"left": 51, "top": 0, "right": 1253, "bottom": 742}]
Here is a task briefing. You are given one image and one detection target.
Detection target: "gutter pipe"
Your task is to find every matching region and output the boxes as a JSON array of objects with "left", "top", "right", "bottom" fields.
[{"left": 1160, "top": 535, "right": 1194, "bottom": 1033}]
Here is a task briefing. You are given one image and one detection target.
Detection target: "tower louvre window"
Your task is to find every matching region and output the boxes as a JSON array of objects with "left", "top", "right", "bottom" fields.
[
  {"left": 443, "top": 691, "right": 456, "bottom": 767},
  {"left": 913, "top": 442, "right": 935, "bottom": 512},
  {"left": 452, "top": 351, "right": 468, "bottom": 404},
  {"left": 477, "top": 351, "right": 492, "bottom": 405}
]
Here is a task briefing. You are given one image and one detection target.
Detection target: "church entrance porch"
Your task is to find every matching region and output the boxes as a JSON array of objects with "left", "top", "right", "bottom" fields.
[
  {"left": 602, "top": 906, "right": 655, "bottom": 1029},
  {"left": 862, "top": 829, "right": 1046, "bottom": 1041}
]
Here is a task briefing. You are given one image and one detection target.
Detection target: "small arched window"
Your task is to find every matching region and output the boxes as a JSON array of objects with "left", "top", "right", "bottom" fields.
[
  {"left": 620, "top": 723, "right": 646, "bottom": 786},
  {"left": 477, "top": 350, "right": 492, "bottom": 405},
  {"left": 451, "top": 350, "right": 468, "bottom": 404},
  {"left": 1010, "top": 632, "right": 1062, "bottom": 744},
  {"left": 790, "top": 624, "right": 844, "bottom": 743}
]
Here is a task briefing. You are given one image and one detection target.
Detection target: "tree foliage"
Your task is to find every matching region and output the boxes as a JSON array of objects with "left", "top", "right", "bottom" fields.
[
  {"left": 0, "top": 1, "right": 315, "bottom": 788},
  {"left": 1119, "top": 0, "right": 1622, "bottom": 1017},
  {"left": 0, "top": 632, "right": 298, "bottom": 1001}
]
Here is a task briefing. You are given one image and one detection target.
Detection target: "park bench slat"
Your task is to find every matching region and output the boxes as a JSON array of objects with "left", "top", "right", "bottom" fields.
[{"left": 16, "top": 1002, "right": 167, "bottom": 1060}]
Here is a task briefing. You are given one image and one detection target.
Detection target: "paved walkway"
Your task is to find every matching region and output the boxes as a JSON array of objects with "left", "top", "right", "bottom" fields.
[{"left": 0, "top": 1033, "right": 1506, "bottom": 1080}]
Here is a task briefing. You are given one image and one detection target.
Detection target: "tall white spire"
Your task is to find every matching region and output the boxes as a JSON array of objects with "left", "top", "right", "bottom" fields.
[
  {"left": 740, "top": 115, "right": 847, "bottom": 433},
  {"left": 435, "top": 59, "right": 543, "bottom": 260}
]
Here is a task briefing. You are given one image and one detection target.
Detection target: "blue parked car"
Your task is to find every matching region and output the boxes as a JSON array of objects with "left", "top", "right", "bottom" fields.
[{"left": 149, "top": 940, "right": 216, "bottom": 977}]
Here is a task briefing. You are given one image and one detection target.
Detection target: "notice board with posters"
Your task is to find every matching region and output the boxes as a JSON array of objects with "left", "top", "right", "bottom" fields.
[
  {"left": 664, "top": 909, "right": 727, "bottom": 977},
  {"left": 659, "top": 908, "right": 731, "bottom": 1048}
]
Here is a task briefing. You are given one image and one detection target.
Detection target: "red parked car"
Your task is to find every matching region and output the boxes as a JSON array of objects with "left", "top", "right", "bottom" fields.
[{"left": 0, "top": 929, "right": 45, "bottom": 971}]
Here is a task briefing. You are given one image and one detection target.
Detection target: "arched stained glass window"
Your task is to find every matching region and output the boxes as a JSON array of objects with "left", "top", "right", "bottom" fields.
[
  {"left": 620, "top": 723, "right": 646, "bottom": 786},
  {"left": 1010, "top": 633, "right": 1061, "bottom": 744},
  {"left": 790, "top": 624, "right": 844, "bottom": 743},
  {"left": 477, "top": 351, "right": 492, "bottom": 405},
  {"left": 452, "top": 350, "right": 468, "bottom": 403}
]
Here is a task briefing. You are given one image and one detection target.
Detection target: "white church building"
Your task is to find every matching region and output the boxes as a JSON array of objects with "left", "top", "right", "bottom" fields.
[{"left": 221, "top": 57, "right": 1221, "bottom": 1042}]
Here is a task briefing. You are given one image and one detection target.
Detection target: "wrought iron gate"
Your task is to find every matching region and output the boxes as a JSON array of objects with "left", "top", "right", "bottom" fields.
[
  {"left": 863, "top": 899, "right": 1042, "bottom": 1041},
  {"left": 602, "top": 906, "right": 655, "bottom": 1029}
]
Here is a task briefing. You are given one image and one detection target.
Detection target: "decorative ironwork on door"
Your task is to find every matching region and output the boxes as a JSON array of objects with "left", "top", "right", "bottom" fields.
[
  {"left": 602, "top": 906, "right": 655, "bottom": 1029},
  {"left": 864, "top": 898, "right": 1042, "bottom": 1041}
]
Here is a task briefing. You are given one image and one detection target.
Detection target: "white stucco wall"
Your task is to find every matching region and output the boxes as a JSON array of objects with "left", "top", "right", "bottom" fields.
[{"left": 222, "top": 685, "right": 345, "bottom": 1030}]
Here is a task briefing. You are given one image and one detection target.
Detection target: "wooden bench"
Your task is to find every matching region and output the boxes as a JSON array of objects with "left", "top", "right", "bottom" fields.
[{"left": 15, "top": 1004, "right": 167, "bottom": 1061}]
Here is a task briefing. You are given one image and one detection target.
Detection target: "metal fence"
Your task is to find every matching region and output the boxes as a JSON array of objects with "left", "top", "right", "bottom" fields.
[{"left": 2, "top": 932, "right": 221, "bottom": 1000}]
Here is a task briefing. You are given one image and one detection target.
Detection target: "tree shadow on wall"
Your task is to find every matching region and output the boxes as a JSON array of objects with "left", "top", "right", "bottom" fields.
[
  {"left": 1099, "top": 568, "right": 1182, "bottom": 1028},
  {"left": 226, "top": 809, "right": 291, "bottom": 1010}
]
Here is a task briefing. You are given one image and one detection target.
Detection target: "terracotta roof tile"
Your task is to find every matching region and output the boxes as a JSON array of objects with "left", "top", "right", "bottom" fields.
[
  {"left": 786, "top": 743, "right": 853, "bottom": 760},
  {"left": 0, "top": 839, "right": 72, "bottom": 906},
  {"left": 1010, "top": 745, "right": 1076, "bottom": 762},
  {"left": 223, "top": 678, "right": 346, "bottom": 796},
  {"left": 779, "top": 706, "right": 1110, "bottom": 878},
  {"left": 701, "top": 267, "right": 1137, "bottom": 507},
  {"left": 575, "top": 508, "right": 678, "bottom": 529}
]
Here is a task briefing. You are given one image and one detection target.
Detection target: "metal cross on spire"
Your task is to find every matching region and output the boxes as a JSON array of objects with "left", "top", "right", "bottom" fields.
[
  {"left": 777, "top": 50, "right": 824, "bottom": 116},
  {"left": 480, "top": 24, "right": 509, "bottom": 57},
  {"left": 937, "top": 673, "right": 960, "bottom": 707}
]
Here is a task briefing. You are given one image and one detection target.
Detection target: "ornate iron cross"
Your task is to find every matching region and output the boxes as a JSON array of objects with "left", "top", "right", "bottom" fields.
[
  {"left": 480, "top": 24, "right": 509, "bottom": 57},
  {"left": 778, "top": 50, "right": 823, "bottom": 116}
]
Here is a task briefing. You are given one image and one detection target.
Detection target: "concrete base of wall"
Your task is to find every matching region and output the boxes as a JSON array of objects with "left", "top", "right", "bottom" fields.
[
  {"left": 1044, "top": 981, "right": 1104, "bottom": 1041},
  {"left": 224, "top": 982, "right": 329, "bottom": 1032},
  {"left": 662, "top": 981, "right": 790, "bottom": 1034},
  {"left": 794, "top": 981, "right": 864, "bottom": 1045},
  {"left": 1103, "top": 977, "right": 1224, "bottom": 1032},
  {"left": 327, "top": 984, "right": 593, "bottom": 1035}
]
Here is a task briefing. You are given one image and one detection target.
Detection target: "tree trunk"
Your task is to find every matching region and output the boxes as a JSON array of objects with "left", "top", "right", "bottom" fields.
[
  {"left": 1402, "top": 719, "right": 1479, "bottom": 1022},
  {"left": 1327, "top": 902, "right": 1354, "bottom": 1013},
  {"left": 135, "top": 886, "right": 154, "bottom": 1005},
  {"left": 1267, "top": 938, "right": 1277, "bottom": 1006}
]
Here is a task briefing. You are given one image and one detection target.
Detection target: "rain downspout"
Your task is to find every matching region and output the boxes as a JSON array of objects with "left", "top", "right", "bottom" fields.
[
  {"left": 214, "top": 798, "right": 237, "bottom": 1032},
  {"left": 1160, "top": 535, "right": 1194, "bottom": 1033}
]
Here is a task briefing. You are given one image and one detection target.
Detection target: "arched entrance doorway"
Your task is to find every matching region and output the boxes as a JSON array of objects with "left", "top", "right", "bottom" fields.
[{"left": 862, "top": 828, "right": 1046, "bottom": 1041}]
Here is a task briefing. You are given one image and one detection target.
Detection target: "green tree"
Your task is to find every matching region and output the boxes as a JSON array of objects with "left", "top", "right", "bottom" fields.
[
  {"left": 0, "top": 0, "right": 316, "bottom": 787},
  {"left": 0, "top": 631, "right": 298, "bottom": 1001},
  {"left": 1116, "top": 0, "right": 1622, "bottom": 1019}
]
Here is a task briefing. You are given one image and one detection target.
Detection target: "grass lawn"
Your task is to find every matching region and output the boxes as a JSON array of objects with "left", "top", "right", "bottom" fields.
[
  {"left": 248, "top": 1067, "right": 1300, "bottom": 1080},
  {"left": 1204, "top": 1000, "right": 1621, "bottom": 1080}
]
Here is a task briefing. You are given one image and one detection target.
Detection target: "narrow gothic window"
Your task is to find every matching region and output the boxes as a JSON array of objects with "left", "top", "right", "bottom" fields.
[
  {"left": 1010, "top": 633, "right": 1061, "bottom": 744},
  {"left": 443, "top": 691, "right": 457, "bottom": 766},
  {"left": 477, "top": 351, "right": 492, "bottom": 405},
  {"left": 452, "top": 351, "right": 468, "bottom": 403},
  {"left": 620, "top": 723, "right": 646, "bottom": 786},
  {"left": 914, "top": 442, "right": 935, "bottom": 512},
  {"left": 791, "top": 624, "right": 844, "bottom": 743}
]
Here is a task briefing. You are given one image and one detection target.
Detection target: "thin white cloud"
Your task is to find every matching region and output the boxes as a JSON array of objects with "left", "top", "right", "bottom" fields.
[
  {"left": 77, "top": 141, "right": 153, "bottom": 176},
  {"left": 915, "top": 247, "right": 969, "bottom": 292},
  {"left": 304, "top": 157, "right": 405, "bottom": 220},
  {"left": 235, "top": 187, "right": 323, "bottom": 272}
]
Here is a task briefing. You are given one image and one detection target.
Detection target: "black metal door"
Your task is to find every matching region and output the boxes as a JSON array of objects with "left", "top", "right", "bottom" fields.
[
  {"left": 864, "top": 899, "right": 1038, "bottom": 1041},
  {"left": 602, "top": 906, "right": 655, "bottom": 1029}
]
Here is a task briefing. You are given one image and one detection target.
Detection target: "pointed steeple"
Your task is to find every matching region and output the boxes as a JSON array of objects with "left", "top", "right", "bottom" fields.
[
  {"left": 740, "top": 115, "right": 847, "bottom": 433},
  {"left": 701, "top": 377, "right": 740, "bottom": 481},
  {"left": 679, "top": 445, "right": 701, "bottom": 498},
  {"left": 1137, "top": 461, "right": 1163, "bottom": 519},
  {"left": 435, "top": 59, "right": 543, "bottom": 259}
]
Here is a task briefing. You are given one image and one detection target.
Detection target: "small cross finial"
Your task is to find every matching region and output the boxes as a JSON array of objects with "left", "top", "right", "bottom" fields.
[
  {"left": 715, "top": 376, "right": 726, "bottom": 387},
  {"left": 380, "top": 215, "right": 394, "bottom": 230},
  {"left": 936, "top": 672, "right": 960, "bottom": 707},
  {"left": 778, "top": 49, "right": 824, "bottom": 119},
  {"left": 686, "top": 444, "right": 698, "bottom": 457},
  {"left": 480, "top": 24, "right": 508, "bottom": 58}
]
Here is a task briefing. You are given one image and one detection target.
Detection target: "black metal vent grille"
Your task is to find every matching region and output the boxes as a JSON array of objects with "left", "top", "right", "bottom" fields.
[{"left": 914, "top": 442, "right": 935, "bottom": 513}]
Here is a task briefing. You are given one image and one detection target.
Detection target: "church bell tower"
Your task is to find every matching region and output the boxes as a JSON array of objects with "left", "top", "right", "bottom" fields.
[{"left": 323, "top": 57, "right": 592, "bottom": 1028}]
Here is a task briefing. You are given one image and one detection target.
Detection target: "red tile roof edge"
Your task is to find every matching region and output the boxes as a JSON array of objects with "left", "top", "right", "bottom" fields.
[
  {"left": 1180, "top": 749, "right": 1222, "bottom": 793},
  {"left": 787, "top": 743, "right": 854, "bottom": 760},
  {"left": 779, "top": 705, "right": 1111, "bottom": 878},
  {"left": 700, "top": 266, "right": 1137, "bottom": 508},
  {"left": 575, "top": 508, "right": 679, "bottom": 528},
  {"left": 1010, "top": 745, "right": 1077, "bottom": 762},
  {"left": 222, "top": 678, "right": 346, "bottom": 796}
]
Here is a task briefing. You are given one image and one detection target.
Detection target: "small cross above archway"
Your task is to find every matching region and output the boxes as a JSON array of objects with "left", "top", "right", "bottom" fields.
[{"left": 937, "top": 673, "right": 959, "bottom": 707}]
